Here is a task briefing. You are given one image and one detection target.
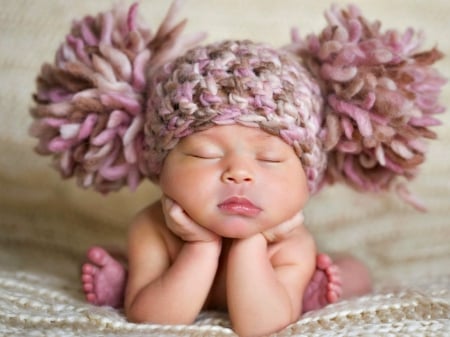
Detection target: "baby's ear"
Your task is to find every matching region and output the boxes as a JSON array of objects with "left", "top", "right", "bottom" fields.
[
  {"left": 29, "top": 1, "right": 205, "bottom": 194},
  {"left": 286, "top": 4, "right": 446, "bottom": 210}
]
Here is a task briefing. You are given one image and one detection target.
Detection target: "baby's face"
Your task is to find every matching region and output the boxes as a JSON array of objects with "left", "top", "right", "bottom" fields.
[{"left": 159, "top": 124, "right": 309, "bottom": 239}]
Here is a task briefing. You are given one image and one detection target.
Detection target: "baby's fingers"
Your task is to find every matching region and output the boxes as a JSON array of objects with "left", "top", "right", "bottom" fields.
[
  {"left": 263, "top": 211, "right": 304, "bottom": 242},
  {"left": 161, "top": 195, "right": 174, "bottom": 214},
  {"left": 168, "top": 201, "right": 196, "bottom": 228},
  {"left": 161, "top": 195, "right": 220, "bottom": 243},
  {"left": 162, "top": 196, "right": 193, "bottom": 227}
]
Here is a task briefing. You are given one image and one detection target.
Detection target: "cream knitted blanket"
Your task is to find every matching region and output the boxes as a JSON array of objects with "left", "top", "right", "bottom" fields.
[{"left": 1, "top": 1, "right": 449, "bottom": 336}]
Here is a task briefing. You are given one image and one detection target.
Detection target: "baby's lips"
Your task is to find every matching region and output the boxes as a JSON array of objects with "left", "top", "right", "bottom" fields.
[{"left": 217, "top": 196, "right": 262, "bottom": 216}]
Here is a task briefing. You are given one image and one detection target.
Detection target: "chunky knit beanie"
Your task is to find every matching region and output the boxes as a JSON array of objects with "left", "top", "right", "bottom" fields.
[
  {"left": 144, "top": 39, "right": 325, "bottom": 193},
  {"left": 29, "top": 2, "right": 446, "bottom": 208}
]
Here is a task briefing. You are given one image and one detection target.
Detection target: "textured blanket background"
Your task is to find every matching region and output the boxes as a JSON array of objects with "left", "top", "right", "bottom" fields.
[{"left": 1, "top": 0, "right": 449, "bottom": 336}]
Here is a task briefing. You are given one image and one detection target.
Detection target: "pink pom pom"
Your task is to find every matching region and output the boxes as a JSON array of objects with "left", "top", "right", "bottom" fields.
[
  {"left": 30, "top": 1, "right": 205, "bottom": 193},
  {"left": 288, "top": 4, "right": 446, "bottom": 204}
]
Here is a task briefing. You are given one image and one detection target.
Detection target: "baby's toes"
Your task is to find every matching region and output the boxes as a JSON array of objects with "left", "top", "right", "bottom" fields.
[
  {"left": 316, "top": 253, "right": 333, "bottom": 270},
  {"left": 81, "top": 264, "right": 97, "bottom": 292},
  {"left": 326, "top": 265, "right": 342, "bottom": 285},
  {"left": 86, "top": 246, "right": 111, "bottom": 267},
  {"left": 327, "top": 282, "right": 342, "bottom": 303},
  {"left": 85, "top": 292, "right": 98, "bottom": 305},
  {"left": 82, "top": 263, "right": 96, "bottom": 276},
  {"left": 82, "top": 277, "right": 94, "bottom": 292}
]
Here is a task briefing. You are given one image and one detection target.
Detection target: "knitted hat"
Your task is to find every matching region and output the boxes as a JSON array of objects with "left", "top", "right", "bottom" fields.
[
  {"left": 29, "top": 2, "right": 446, "bottom": 208},
  {"left": 29, "top": 1, "right": 205, "bottom": 193},
  {"left": 144, "top": 39, "right": 326, "bottom": 193}
]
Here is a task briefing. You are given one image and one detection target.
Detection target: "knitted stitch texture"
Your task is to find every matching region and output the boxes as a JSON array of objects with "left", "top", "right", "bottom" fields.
[
  {"left": 145, "top": 40, "right": 325, "bottom": 192},
  {"left": 28, "top": 2, "right": 445, "bottom": 206},
  {"left": 1, "top": 1, "right": 449, "bottom": 336}
]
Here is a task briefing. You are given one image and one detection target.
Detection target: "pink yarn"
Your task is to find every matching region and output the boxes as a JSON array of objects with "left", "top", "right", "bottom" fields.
[
  {"left": 145, "top": 40, "right": 326, "bottom": 193},
  {"left": 29, "top": 2, "right": 446, "bottom": 206},
  {"left": 287, "top": 4, "right": 446, "bottom": 203},
  {"left": 29, "top": 1, "right": 205, "bottom": 193}
]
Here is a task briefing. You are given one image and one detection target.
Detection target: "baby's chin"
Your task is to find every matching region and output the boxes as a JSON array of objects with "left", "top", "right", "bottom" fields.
[{"left": 206, "top": 219, "right": 273, "bottom": 240}]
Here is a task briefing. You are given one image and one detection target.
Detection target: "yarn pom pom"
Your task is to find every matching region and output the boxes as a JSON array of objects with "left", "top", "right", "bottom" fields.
[
  {"left": 29, "top": 1, "right": 205, "bottom": 193},
  {"left": 288, "top": 4, "right": 446, "bottom": 209}
]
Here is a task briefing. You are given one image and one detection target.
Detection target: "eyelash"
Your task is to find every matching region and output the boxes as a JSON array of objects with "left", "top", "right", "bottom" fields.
[
  {"left": 257, "top": 157, "right": 283, "bottom": 163},
  {"left": 188, "top": 153, "right": 220, "bottom": 159},
  {"left": 185, "top": 151, "right": 284, "bottom": 162}
]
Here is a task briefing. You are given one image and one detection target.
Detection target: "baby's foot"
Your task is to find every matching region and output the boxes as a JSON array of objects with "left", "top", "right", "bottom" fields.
[
  {"left": 302, "top": 253, "right": 342, "bottom": 313},
  {"left": 81, "top": 246, "right": 127, "bottom": 308}
]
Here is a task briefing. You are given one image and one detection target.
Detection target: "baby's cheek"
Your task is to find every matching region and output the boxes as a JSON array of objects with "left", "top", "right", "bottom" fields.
[{"left": 180, "top": 197, "right": 214, "bottom": 225}]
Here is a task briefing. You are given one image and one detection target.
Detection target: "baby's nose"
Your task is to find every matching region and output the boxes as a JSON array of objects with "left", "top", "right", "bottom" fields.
[{"left": 221, "top": 157, "right": 254, "bottom": 184}]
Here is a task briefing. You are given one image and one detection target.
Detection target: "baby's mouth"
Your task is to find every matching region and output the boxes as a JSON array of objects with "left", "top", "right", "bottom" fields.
[{"left": 218, "top": 197, "right": 262, "bottom": 217}]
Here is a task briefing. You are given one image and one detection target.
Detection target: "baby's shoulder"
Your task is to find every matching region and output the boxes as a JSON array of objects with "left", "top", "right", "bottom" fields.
[
  {"left": 269, "top": 225, "right": 316, "bottom": 264},
  {"left": 128, "top": 200, "right": 180, "bottom": 248}
]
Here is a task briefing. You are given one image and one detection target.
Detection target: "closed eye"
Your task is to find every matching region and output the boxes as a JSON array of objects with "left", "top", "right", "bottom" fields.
[
  {"left": 186, "top": 153, "right": 221, "bottom": 159},
  {"left": 257, "top": 157, "right": 283, "bottom": 163}
]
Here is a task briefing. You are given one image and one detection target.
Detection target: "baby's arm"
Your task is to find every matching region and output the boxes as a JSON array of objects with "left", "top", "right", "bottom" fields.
[
  {"left": 227, "top": 225, "right": 316, "bottom": 337},
  {"left": 124, "top": 201, "right": 221, "bottom": 324}
]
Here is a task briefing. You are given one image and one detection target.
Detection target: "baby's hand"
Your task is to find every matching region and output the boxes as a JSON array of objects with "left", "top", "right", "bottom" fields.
[
  {"left": 162, "top": 196, "right": 221, "bottom": 243},
  {"left": 262, "top": 211, "right": 304, "bottom": 243}
]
